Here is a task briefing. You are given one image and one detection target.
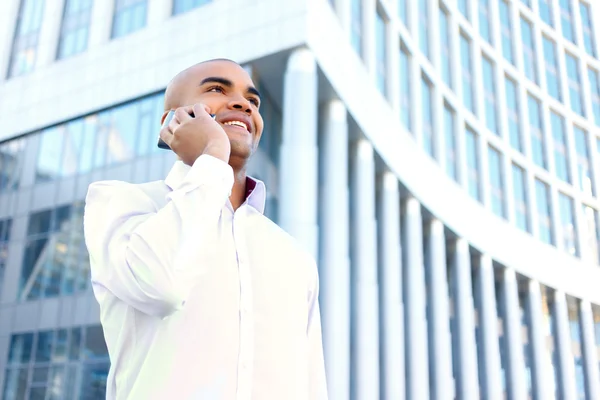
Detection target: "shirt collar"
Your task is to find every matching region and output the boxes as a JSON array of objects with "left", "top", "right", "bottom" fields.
[{"left": 164, "top": 160, "right": 266, "bottom": 214}]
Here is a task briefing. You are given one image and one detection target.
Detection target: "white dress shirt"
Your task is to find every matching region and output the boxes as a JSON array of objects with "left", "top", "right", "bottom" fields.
[{"left": 83, "top": 155, "right": 328, "bottom": 400}]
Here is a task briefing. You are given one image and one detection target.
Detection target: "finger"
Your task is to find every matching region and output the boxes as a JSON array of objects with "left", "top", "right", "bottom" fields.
[
  {"left": 159, "top": 126, "right": 173, "bottom": 147},
  {"left": 175, "top": 106, "right": 194, "bottom": 123},
  {"left": 168, "top": 116, "right": 180, "bottom": 134},
  {"left": 192, "top": 103, "right": 212, "bottom": 120}
]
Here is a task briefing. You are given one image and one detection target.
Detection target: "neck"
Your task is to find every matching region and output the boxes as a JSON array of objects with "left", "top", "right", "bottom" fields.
[{"left": 229, "top": 168, "right": 248, "bottom": 211}]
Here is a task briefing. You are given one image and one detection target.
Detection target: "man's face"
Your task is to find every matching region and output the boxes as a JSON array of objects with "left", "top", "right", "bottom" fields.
[{"left": 164, "top": 60, "right": 264, "bottom": 162}]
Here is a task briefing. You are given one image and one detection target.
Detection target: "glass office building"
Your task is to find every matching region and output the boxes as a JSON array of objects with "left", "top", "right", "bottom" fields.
[{"left": 0, "top": 0, "right": 599, "bottom": 398}]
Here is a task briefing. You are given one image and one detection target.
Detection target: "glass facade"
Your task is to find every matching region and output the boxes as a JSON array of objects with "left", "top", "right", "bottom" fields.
[
  {"left": 550, "top": 111, "right": 570, "bottom": 184},
  {"left": 535, "top": 179, "right": 553, "bottom": 245},
  {"left": 399, "top": 45, "right": 411, "bottom": 131},
  {"left": 580, "top": 2, "right": 596, "bottom": 57},
  {"left": 418, "top": 0, "right": 429, "bottom": 59},
  {"left": 543, "top": 37, "right": 562, "bottom": 101},
  {"left": 375, "top": 10, "right": 386, "bottom": 95},
  {"left": 421, "top": 75, "right": 433, "bottom": 156},
  {"left": 112, "top": 0, "right": 147, "bottom": 39},
  {"left": 520, "top": 18, "right": 538, "bottom": 84},
  {"left": 528, "top": 94, "right": 546, "bottom": 169},
  {"left": 505, "top": 77, "right": 521, "bottom": 152},
  {"left": 439, "top": 7, "right": 451, "bottom": 88},
  {"left": 172, "top": 0, "right": 211, "bottom": 15},
  {"left": 512, "top": 164, "right": 528, "bottom": 232},
  {"left": 539, "top": 0, "right": 553, "bottom": 26},
  {"left": 565, "top": 53, "right": 583, "bottom": 116},
  {"left": 444, "top": 105, "right": 457, "bottom": 181},
  {"left": 482, "top": 56, "right": 498, "bottom": 135},
  {"left": 478, "top": 0, "right": 491, "bottom": 43},
  {"left": 397, "top": 0, "right": 407, "bottom": 26},
  {"left": 460, "top": 34, "right": 474, "bottom": 113},
  {"left": 559, "top": 0, "right": 575, "bottom": 43},
  {"left": 558, "top": 193, "right": 578, "bottom": 256},
  {"left": 499, "top": 0, "right": 513, "bottom": 64},
  {"left": 351, "top": 0, "right": 362, "bottom": 56},
  {"left": 466, "top": 127, "right": 480, "bottom": 201},
  {"left": 8, "top": 0, "right": 45, "bottom": 78},
  {"left": 588, "top": 68, "right": 600, "bottom": 126},
  {"left": 57, "top": 0, "right": 93, "bottom": 60},
  {"left": 573, "top": 127, "right": 593, "bottom": 196},
  {"left": 488, "top": 146, "right": 504, "bottom": 218}
]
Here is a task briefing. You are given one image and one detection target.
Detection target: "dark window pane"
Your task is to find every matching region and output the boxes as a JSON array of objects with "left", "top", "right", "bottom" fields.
[
  {"left": 8, "top": 333, "right": 34, "bottom": 364},
  {"left": 53, "top": 328, "right": 69, "bottom": 362},
  {"left": 69, "top": 327, "right": 82, "bottom": 360},
  {"left": 29, "top": 386, "right": 47, "bottom": 400},
  {"left": 20, "top": 237, "right": 49, "bottom": 299},
  {"left": 83, "top": 326, "right": 108, "bottom": 360},
  {"left": 36, "top": 127, "right": 65, "bottom": 183},
  {"left": 28, "top": 210, "right": 52, "bottom": 237},
  {"left": 47, "top": 365, "right": 67, "bottom": 400},
  {"left": 35, "top": 330, "right": 54, "bottom": 362},
  {"left": 2, "top": 368, "right": 28, "bottom": 400},
  {"left": 31, "top": 366, "right": 50, "bottom": 384},
  {"left": 79, "top": 362, "right": 110, "bottom": 400}
]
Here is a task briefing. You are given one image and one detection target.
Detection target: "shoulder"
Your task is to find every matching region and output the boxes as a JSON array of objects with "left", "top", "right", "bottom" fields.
[{"left": 85, "top": 179, "right": 168, "bottom": 211}]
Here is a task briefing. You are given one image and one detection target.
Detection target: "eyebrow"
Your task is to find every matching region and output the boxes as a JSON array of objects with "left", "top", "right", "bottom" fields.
[{"left": 200, "top": 76, "right": 261, "bottom": 99}]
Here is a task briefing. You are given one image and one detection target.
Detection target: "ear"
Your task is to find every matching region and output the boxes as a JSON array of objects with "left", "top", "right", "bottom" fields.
[{"left": 160, "top": 110, "right": 170, "bottom": 125}]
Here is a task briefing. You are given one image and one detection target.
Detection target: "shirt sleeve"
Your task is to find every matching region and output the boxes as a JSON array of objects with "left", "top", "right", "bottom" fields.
[
  {"left": 307, "top": 261, "right": 329, "bottom": 400},
  {"left": 84, "top": 155, "right": 233, "bottom": 318}
]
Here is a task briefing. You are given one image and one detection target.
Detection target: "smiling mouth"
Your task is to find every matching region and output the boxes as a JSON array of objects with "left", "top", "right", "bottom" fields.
[{"left": 223, "top": 120, "right": 250, "bottom": 132}]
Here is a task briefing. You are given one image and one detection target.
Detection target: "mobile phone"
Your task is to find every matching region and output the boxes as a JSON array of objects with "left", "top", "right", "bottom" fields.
[{"left": 157, "top": 110, "right": 216, "bottom": 150}]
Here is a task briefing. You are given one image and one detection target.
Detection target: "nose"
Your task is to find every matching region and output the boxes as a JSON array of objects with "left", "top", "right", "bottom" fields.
[{"left": 228, "top": 94, "right": 252, "bottom": 114}]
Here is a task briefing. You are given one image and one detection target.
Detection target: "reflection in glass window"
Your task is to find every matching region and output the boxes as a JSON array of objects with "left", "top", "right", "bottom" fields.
[
  {"left": 539, "top": 0, "right": 553, "bottom": 26},
  {"left": 565, "top": 54, "right": 583, "bottom": 116},
  {"left": 559, "top": 0, "right": 574, "bottom": 43},
  {"left": 458, "top": 0, "right": 468, "bottom": 19},
  {"left": 106, "top": 102, "right": 141, "bottom": 165},
  {"left": 488, "top": 147, "right": 504, "bottom": 218},
  {"left": 527, "top": 95, "right": 546, "bottom": 169},
  {"left": 375, "top": 10, "right": 387, "bottom": 95},
  {"left": 419, "top": 0, "right": 429, "bottom": 59},
  {"left": 520, "top": 0, "right": 531, "bottom": 8},
  {"left": 444, "top": 106, "right": 457, "bottom": 181},
  {"left": 421, "top": 76, "right": 434, "bottom": 157},
  {"left": 541, "top": 287, "right": 560, "bottom": 398},
  {"left": 520, "top": 18, "right": 537, "bottom": 84},
  {"left": 173, "top": 0, "right": 211, "bottom": 15},
  {"left": 505, "top": 78, "right": 521, "bottom": 152},
  {"left": 57, "top": 0, "right": 93, "bottom": 59},
  {"left": 582, "top": 206, "right": 599, "bottom": 264},
  {"left": 7, "top": 0, "right": 45, "bottom": 78},
  {"left": 558, "top": 193, "right": 578, "bottom": 256},
  {"left": 482, "top": 57, "right": 498, "bottom": 135},
  {"left": 535, "top": 179, "right": 552, "bottom": 245},
  {"left": 512, "top": 164, "right": 528, "bottom": 232},
  {"left": 517, "top": 277, "right": 534, "bottom": 397},
  {"left": 398, "top": 0, "right": 407, "bottom": 26},
  {"left": 580, "top": 2, "right": 596, "bottom": 57},
  {"left": 499, "top": 1, "right": 513, "bottom": 64},
  {"left": 550, "top": 112, "right": 570, "bottom": 184},
  {"left": 567, "top": 297, "right": 586, "bottom": 398},
  {"left": 543, "top": 37, "right": 561, "bottom": 101},
  {"left": 466, "top": 127, "right": 480, "bottom": 201},
  {"left": 399, "top": 45, "right": 411, "bottom": 131},
  {"left": 112, "top": 0, "right": 147, "bottom": 38},
  {"left": 588, "top": 68, "right": 600, "bottom": 126},
  {"left": 36, "top": 127, "right": 65, "bottom": 183},
  {"left": 0, "top": 138, "right": 26, "bottom": 192},
  {"left": 0, "top": 218, "right": 11, "bottom": 299},
  {"left": 479, "top": 0, "right": 491, "bottom": 43},
  {"left": 494, "top": 270, "right": 508, "bottom": 397},
  {"left": 461, "top": 34, "right": 474, "bottom": 113},
  {"left": 439, "top": 8, "right": 451, "bottom": 87},
  {"left": 573, "top": 127, "right": 593, "bottom": 196},
  {"left": 351, "top": 0, "right": 362, "bottom": 56}
]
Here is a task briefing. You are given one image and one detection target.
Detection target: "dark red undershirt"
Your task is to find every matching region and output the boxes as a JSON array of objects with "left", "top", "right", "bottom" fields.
[{"left": 245, "top": 177, "right": 257, "bottom": 200}]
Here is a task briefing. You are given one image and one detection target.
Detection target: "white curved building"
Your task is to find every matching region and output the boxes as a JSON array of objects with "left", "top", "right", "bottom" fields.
[{"left": 0, "top": 0, "right": 599, "bottom": 399}]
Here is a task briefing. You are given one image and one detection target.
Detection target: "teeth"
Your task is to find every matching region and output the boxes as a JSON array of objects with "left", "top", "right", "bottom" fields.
[{"left": 224, "top": 121, "right": 247, "bottom": 130}]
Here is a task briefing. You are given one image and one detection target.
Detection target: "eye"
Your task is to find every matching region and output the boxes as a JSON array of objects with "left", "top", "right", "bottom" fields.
[
  {"left": 207, "top": 85, "right": 225, "bottom": 93},
  {"left": 249, "top": 97, "right": 260, "bottom": 107}
]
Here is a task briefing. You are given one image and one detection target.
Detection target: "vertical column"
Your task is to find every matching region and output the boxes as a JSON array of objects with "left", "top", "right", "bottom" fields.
[
  {"left": 477, "top": 255, "right": 503, "bottom": 400},
  {"left": 362, "top": 0, "right": 376, "bottom": 80},
  {"left": 426, "top": 219, "right": 453, "bottom": 400},
  {"left": 453, "top": 238, "right": 479, "bottom": 400},
  {"left": 279, "top": 48, "right": 318, "bottom": 259},
  {"left": 527, "top": 281, "right": 551, "bottom": 400},
  {"left": 502, "top": 268, "right": 528, "bottom": 400},
  {"left": 403, "top": 196, "right": 429, "bottom": 400},
  {"left": 36, "top": 0, "right": 65, "bottom": 67},
  {"left": 88, "top": 0, "right": 116, "bottom": 48},
  {"left": 553, "top": 291, "right": 578, "bottom": 400},
  {"left": 377, "top": 171, "right": 404, "bottom": 400},
  {"left": 319, "top": 99, "right": 350, "bottom": 400},
  {"left": 147, "top": 0, "right": 174, "bottom": 25},
  {"left": 0, "top": 0, "right": 20, "bottom": 78},
  {"left": 350, "top": 139, "right": 379, "bottom": 400},
  {"left": 579, "top": 301, "right": 600, "bottom": 399}
]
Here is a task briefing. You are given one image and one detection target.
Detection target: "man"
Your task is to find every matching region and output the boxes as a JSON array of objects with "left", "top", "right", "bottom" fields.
[{"left": 84, "top": 59, "right": 327, "bottom": 400}]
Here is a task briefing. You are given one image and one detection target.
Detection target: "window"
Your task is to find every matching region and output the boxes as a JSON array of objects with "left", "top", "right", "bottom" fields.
[
  {"left": 0, "top": 219, "right": 12, "bottom": 299},
  {"left": 573, "top": 127, "right": 593, "bottom": 196},
  {"left": 444, "top": 106, "right": 457, "bottom": 180},
  {"left": 112, "top": 0, "right": 147, "bottom": 38},
  {"left": 543, "top": 37, "right": 561, "bottom": 101},
  {"left": 351, "top": 0, "right": 362, "bottom": 56},
  {"left": 558, "top": 193, "right": 578, "bottom": 256},
  {"left": 520, "top": 18, "right": 537, "bottom": 84},
  {"left": 458, "top": 0, "right": 468, "bottom": 19},
  {"left": 520, "top": 0, "right": 531, "bottom": 8},
  {"left": 0, "top": 139, "right": 26, "bottom": 193},
  {"left": 539, "top": 0, "right": 553, "bottom": 26},
  {"left": 461, "top": 34, "right": 474, "bottom": 113},
  {"left": 2, "top": 326, "right": 109, "bottom": 400},
  {"left": 419, "top": 0, "right": 429, "bottom": 59},
  {"left": 550, "top": 112, "right": 570, "bottom": 183},
  {"left": 580, "top": 2, "right": 596, "bottom": 57},
  {"left": 479, "top": 0, "right": 491, "bottom": 43},
  {"left": 376, "top": 10, "right": 387, "bottom": 95},
  {"left": 439, "top": 8, "right": 452, "bottom": 87},
  {"left": 589, "top": 68, "right": 600, "bottom": 126},
  {"left": 559, "top": 0, "right": 574, "bottom": 43},
  {"left": 512, "top": 164, "right": 528, "bottom": 232},
  {"left": 482, "top": 56, "right": 498, "bottom": 135},
  {"left": 535, "top": 180, "right": 552, "bottom": 244},
  {"left": 398, "top": 0, "right": 407, "bottom": 26},
  {"left": 7, "top": 0, "right": 45, "bottom": 77},
  {"left": 399, "top": 45, "right": 411, "bottom": 131},
  {"left": 499, "top": 1, "right": 513, "bottom": 64},
  {"left": 466, "top": 127, "right": 480, "bottom": 201},
  {"left": 57, "top": 0, "right": 94, "bottom": 60},
  {"left": 527, "top": 95, "right": 546, "bottom": 169},
  {"left": 505, "top": 77, "right": 521, "bottom": 152},
  {"left": 421, "top": 76, "right": 434, "bottom": 156},
  {"left": 582, "top": 205, "right": 599, "bottom": 264},
  {"left": 566, "top": 297, "right": 586, "bottom": 398},
  {"left": 565, "top": 53, "right": 583, "bottom": 115},
  {"left": 488, "top": 147, "right": 505, "bottom": 217},
  {"left": 172, "top": 0, "right": 210, "bottom": 15}
]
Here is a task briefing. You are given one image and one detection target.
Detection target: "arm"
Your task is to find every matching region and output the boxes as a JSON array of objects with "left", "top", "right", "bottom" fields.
[
  {"left": 84, "top": 155, "right": 233, "bottom": 318},
  {"left": 307, "top": 262, "right": 329, "bottom": 400}
]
